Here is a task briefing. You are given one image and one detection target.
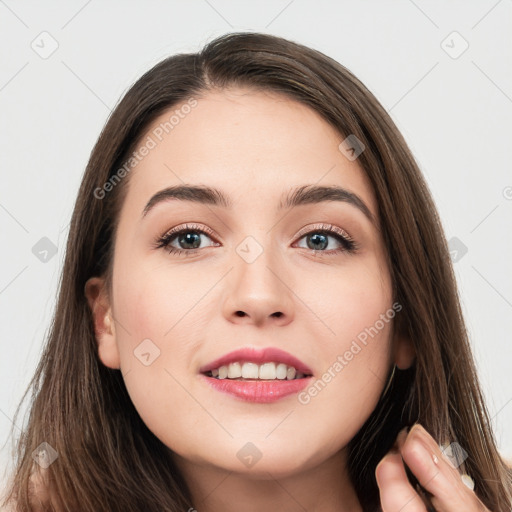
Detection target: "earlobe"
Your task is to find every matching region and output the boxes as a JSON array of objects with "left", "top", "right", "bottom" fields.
[
  {"left": 84, "top": 276, "right": 121, "bottom": 370},
  {"left": 393, "top": 333, "right": 416, "bottom": 370}
]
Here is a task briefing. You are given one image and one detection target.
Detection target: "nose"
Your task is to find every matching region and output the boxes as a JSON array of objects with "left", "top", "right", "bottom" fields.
[{"left": 221, "top": 243, "right": 295, "bottom": 328}]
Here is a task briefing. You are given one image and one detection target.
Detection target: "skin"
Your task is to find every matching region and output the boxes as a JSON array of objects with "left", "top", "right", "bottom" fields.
[{"left": 85, "top": 88, "right": 488, "bottom": 512}]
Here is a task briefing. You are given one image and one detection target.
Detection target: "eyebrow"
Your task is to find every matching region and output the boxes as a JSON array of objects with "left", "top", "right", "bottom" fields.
[{"left": 141, "top": 184, "right": 375, "bottom": 225}]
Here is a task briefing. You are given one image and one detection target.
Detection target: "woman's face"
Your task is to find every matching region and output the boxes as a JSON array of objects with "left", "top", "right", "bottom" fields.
[{"left": 87, "top": 87, "right": 413, "bottom": 478}]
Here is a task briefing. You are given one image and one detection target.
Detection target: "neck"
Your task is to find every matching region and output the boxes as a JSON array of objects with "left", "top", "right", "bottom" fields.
[{"left": 173, "top": 448, "right": 363, "bottom": 512}]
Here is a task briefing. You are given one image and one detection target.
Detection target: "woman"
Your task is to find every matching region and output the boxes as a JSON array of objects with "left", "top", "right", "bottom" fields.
[{"left": 3, "top": 31, "right": 511, "bottom": 511}]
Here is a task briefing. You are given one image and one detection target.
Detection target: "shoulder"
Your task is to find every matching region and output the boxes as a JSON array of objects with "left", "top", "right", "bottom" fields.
[
  {"left": 1, "top": 465, "right": 52, "bottom": 512},
  {"left": 28, "top": 464, "right": 52, "bottom": 511}
]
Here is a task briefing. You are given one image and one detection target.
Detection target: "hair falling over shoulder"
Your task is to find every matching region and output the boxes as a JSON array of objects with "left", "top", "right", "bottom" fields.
[{"left": 2, "top": 31, "right": 511, "bottom": 511}]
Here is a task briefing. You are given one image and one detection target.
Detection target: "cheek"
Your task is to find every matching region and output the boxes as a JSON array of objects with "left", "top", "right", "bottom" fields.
[
  {"left": 110, "top": 260, "right": 209, "bottom": 439},
  {"left": 297, "top": 257, "right": 394, "bottom": 407},
  {"left": 113, "top": 257, "right": 208, "bottom": 348},
  {"left": 307, "top": 256, "right": 393, "bottom": 347}
]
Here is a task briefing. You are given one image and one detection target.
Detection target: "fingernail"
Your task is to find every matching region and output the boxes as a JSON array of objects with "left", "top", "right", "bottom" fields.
[
  {"left": 396, "top": 426, "right": 408, "bottom": 449},
  {"left": 406, "top": 423, "right": 420, "bottom": 437}
]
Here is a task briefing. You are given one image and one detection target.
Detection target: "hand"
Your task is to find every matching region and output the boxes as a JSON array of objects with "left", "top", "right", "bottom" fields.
[{"left": 375, "top": 423, "right": 490, "bottom": 511}]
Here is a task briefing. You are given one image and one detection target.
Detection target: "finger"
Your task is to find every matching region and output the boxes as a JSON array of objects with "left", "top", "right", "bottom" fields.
[
  {"left": 400, "top": 425, "right": 488, "bottom": 512},
  {"left": 376, "top": 451, "right": 427, "bottom": 512}
]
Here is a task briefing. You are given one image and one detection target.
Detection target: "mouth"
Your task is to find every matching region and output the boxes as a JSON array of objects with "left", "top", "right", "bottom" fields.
[
  {"left": 198, "top": 347, "right": 313, "bottom": 403},
  {"left": 202, "top": 362, "right": 312, "bottom": 381},
  {"left": 199, "top": 346, "right": 313, "bottom": 379}
]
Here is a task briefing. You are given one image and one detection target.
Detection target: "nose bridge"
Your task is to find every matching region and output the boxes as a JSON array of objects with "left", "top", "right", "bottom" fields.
[
  {"left": 233, "top": 230, "right": 283, "bottom": 295},
  {"left": 222, "top": 226, "right": 294, "bottom": 326},
  {"left": 231, "top": 209, "right": 278, "bottom": 273}
]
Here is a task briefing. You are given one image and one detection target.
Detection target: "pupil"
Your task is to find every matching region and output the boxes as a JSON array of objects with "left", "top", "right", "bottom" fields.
[
  {"left": 179, "top": 232, "right": 201, "bottom": 249},
  {"left": 307, "top": 233, "right": 328, "bottom": 250}
]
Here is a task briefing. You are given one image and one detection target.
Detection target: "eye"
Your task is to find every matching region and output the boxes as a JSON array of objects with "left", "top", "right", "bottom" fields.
[
  {"left": 153, "top": 223, "right": 219, "bottom": 257},
  {"left": 294, "top": 223, "right": 358, "bottom": 256},
  {"left": 153, "top": 222, "right": 359, "bottom": 257}
]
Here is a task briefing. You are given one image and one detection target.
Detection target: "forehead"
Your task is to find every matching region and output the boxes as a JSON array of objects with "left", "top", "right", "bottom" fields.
[{"left": 123, "top": 87, "right": 377, "bottom": 219}]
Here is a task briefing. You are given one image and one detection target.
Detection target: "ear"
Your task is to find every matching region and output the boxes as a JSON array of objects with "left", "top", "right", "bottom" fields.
[
  {"left": 84, "top": 276, "right": 120, "bottom": 369},
  {"left": 393, "top": 332, "right": 416, "bottom": 370}
]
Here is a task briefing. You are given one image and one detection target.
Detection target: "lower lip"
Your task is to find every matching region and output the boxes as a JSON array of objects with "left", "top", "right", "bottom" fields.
[{"left": 199, "top": 374, "right": 312, "bottom": 403}]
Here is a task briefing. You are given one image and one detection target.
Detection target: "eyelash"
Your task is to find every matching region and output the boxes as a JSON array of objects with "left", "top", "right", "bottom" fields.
[{"left": 153, "top": 222, "right": 359, "bottom": 257}]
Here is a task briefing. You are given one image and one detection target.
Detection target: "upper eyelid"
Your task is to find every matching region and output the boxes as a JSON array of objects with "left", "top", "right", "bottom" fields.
[
  {"left": 161, "top": 223, "right": 216, "bottom": 239},
  {"left": 160, "top": 222, "right": 355, "bottom": 244},
  {"left": 295, "top": 223, "right": 354, "bottom": 242}
]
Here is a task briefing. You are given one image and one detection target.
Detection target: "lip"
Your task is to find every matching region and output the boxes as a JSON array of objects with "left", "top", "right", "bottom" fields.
[
  {"left": 199, "top": 374, "right": 311, "bottom": 403},
  {"left": 198, "top": 346, "right": 313, "bottom": 376}
]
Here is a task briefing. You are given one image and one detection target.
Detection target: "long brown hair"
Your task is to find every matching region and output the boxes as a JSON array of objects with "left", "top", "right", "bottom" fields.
[{"left": 3, "top": 31, "right": 511, "bottom": 511}]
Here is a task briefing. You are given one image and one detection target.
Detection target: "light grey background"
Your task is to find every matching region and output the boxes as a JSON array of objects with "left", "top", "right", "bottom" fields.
[{"left": 1, "top": 0, "right": 511, "bottom": 482}]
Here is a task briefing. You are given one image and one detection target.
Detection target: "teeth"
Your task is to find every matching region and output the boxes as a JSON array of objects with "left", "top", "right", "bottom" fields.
[
  {"left": 228, "top": 362, "right": 242, "bottom": 378},
  {"left": 276, "top": 363, "right": 288, "bottom": 379},
  {"left": 286, "top": 366, "right": 296, "bottom": 380},
  {"left": 242, "top": 362, "right": 259, "bottom": 379},
  {"left": 259, "top": 362, "right": 276, "bottom": 380},
  {"left": 209, "top": 361, "right": 309, "bottom": 380}
]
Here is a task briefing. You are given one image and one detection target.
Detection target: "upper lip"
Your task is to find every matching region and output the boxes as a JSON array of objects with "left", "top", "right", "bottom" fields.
[{"left": 199, "top": 347, "right": 313, "bottom": 375}]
